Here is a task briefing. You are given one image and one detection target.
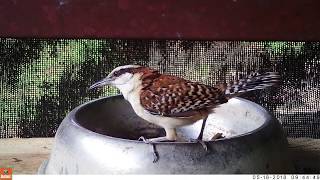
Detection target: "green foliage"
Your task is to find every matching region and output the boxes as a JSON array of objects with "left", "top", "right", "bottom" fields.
[
  {"left": 0, "top": 39, "right": 118, "bottom": 137},
  {"left": 267, "top": 41, "right": 305, "bottom": 57}
]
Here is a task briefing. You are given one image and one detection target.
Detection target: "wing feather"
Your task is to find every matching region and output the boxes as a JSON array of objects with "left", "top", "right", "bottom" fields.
[{"left": 140, "top": 74, "right": 227, "bottom": 117}]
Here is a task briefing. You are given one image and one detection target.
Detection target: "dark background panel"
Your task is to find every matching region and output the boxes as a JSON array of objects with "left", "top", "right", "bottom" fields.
[{"left": 0, "top": 0, "right": 320, "bottom": 40}]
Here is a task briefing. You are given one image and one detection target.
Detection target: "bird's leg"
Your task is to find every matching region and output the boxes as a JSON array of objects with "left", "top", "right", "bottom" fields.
[
  {"left": 197, "top": 115, "right": 208, "bottom": 140},
  {"left": 189, "top": 115, "right": 209, "bottom": 151},
  {"left": 138, "top": 128, "right": 177, "bottom": 163}
]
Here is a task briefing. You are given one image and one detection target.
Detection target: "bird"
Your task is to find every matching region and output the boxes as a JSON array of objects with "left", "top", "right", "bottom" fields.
[{"left": 90, "top": 65, "right": 280, "bottom": 148}]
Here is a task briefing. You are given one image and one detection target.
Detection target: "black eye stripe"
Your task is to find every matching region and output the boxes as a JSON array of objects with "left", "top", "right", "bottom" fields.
[{"left": 112, "top": 68, "right": 135, "bottom": 77}]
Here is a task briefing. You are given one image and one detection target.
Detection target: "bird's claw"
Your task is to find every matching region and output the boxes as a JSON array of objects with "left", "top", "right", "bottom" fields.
[
  {"left": 138, "top": 136, "right": 151, "bottom": 143},
  {"left": 189, "top": 138, "right": 208, "bottom": 151},
  {"left": 138, "top": 136, "right": 159, "bottom": 163},
  {"left": 151, "top": 144, "right": 159, "bottom": 163}
]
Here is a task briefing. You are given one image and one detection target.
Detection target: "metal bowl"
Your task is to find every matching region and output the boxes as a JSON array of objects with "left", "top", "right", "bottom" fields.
[{"left": 39, "top": 95, "right": 293, "bottom": 174}]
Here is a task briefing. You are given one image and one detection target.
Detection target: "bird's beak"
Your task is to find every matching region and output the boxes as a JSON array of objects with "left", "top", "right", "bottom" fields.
[{"left": 89, "top": 77, "right": 112, "bottom": 90}]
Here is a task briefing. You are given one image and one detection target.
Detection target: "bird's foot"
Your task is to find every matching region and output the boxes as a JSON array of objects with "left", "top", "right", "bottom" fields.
[
  {"left": 138, "top": 136, "right": 151, "bottom": 144},
  {"left": 138, "top": 136, "right": 174, "bottom": 143},
  {"left": 189, "top": 138, "right": 208, "bottom": 151},
  {"left": 138, "top": 136, "right": 170, "bottom": 163},
  {"left": 138, "top": 136, "right": 176, "bottom": 163},
  {"left": 211, "top": 133, "right": 224, "bottom": 141}
]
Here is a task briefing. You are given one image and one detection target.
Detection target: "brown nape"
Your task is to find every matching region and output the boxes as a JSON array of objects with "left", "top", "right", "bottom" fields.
[
  {"left": 140, "top": 68, "right": 161, "bottom": 84},
  {"left": 131, "top": 66, "right": 157, "bottom": 75}
]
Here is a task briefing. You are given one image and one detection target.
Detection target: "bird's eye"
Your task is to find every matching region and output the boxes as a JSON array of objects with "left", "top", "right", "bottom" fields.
[{"left": 113, "top": 71, "right": 119, "bottom": 77}]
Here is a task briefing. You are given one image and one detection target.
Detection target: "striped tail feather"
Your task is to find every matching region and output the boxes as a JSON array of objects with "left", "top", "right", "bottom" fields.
[{"left": 224, "top": 72, "right": 280, "bottom": 97}]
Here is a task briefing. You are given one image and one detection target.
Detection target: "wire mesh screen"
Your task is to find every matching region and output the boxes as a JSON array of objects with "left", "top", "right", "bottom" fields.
[{"left": 0, "top": 39, "right": 319, "bottom": 138}]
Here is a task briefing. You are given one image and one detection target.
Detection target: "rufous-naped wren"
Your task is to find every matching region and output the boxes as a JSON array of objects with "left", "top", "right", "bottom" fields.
[{"left": 90, "top": 65, "right": 280, "bottom": 144}]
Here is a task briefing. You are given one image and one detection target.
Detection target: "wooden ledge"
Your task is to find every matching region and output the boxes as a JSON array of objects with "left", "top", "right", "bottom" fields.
[{"left": 0, "top": 138, "right": 319, "bottom": 174}]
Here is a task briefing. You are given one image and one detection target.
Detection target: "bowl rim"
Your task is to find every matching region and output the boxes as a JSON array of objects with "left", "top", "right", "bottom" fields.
[{"left": 68, "top": 94, "right": 273, "bottom": 145}]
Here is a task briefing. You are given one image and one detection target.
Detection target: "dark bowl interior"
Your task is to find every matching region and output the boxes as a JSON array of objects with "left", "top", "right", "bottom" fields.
[{"left": 75, "top": 95, "right": 166, "bottom": 140}]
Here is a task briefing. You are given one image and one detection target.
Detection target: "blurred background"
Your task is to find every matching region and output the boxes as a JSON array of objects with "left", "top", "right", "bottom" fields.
[{"left": 0, "top": 39, "right": 319, "bottom": 139}]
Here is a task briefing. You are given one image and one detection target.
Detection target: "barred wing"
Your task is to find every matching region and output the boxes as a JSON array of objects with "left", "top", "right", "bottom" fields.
[{"left": 140, "top": 75, "right": 227, "bottom": 117}]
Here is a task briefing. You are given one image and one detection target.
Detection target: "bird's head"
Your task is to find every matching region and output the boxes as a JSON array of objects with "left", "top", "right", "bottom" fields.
[
  {"left": 89, "top": 65, "right": 144, "bottom": 89},
  {"left": 90, "top": 65, "right": 159, "bottom": 99}
]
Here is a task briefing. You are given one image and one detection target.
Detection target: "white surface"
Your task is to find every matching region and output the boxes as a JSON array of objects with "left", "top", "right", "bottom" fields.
[{"left": 177, "top": 98, "right": 268, "bottom": 141}]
